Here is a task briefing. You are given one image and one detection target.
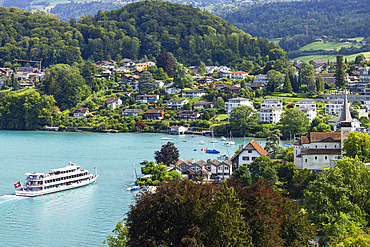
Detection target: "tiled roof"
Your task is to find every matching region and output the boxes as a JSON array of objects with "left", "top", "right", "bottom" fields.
[
  {"left": 194, "top": 102, "right": 213, "bottom": 105},
  {"left": 146, "top": 109, "right": 165, "bottom": 114},
  {"left": 168, "top": 99, "right": 188, "bottom": 103},
  {"left": 106, "top": 97, "right": 120, "bottom": 104},
  {"left": 243, "top": 140, "right": 268, "bottom": 156},
  {"left": 123, "top": 109, "right": 143, "bottom": 113},
  {"left": 310, "top": 132, "right": 341, "bottom": 143}
]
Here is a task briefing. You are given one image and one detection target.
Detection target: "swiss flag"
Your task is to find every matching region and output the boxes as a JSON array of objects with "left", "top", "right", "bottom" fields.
[
  {"left": 205, "top": 148, "right": 208, "bottom": 151},
  {"left": 14, "top": 181, "right": 21, "bottom": 189}
]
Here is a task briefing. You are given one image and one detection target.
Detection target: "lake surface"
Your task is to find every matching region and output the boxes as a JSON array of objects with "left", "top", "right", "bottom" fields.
[{"left": 0, "top": 130, "right": 288, "bottom": 246}]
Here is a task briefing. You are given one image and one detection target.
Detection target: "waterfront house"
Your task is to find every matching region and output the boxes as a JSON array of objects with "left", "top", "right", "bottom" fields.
[
  {"left": 121, "top": 109, "right": 143, "bottom": 117},
  {"left": 106, "top": 97, "right": 122, "bottom": 110},
  {"left": 164, "top": 83, "right": 181, "bottom": 94},
  {"left": 325, "top": 99, "right": 344, "bottom": 115},
  {"left": 169, "top": 126, "right": 187, "bottom": 135},
  {"left": 136, "top": 94, "right": 159, "bottom": 104},
  {"left": 231, "top": 141, "right": 268, "bottom": 169},
  {"left": 221, "top": 86, "right": 241, "bottom": 94},
  {"left": 69, "top": 108, "right": 91, "bottom": 118},
  {"left": 166, "top": 99, "right": 189, "bottom": 110},
  {"left": 145, "top": 109, "right": 165, "bottom": 120}
]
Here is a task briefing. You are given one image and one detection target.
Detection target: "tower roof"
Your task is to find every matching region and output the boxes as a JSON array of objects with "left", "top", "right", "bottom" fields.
[{"left": 338, "top": 90, "right": 352, "bottom": 123}]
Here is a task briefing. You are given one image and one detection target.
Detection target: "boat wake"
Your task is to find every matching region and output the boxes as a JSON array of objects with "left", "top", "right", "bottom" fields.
[{"left": 0, "top": 194, "right": 26, "bottom": 204}]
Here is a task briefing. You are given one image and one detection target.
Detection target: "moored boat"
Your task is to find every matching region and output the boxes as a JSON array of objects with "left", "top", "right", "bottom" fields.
[{"left": 15, "top": 162, "right": 98, "bottom": 197}]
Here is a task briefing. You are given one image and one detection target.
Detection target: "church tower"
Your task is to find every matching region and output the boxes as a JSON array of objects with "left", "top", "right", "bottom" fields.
[{"left": 339, "top": 90, "right": 352, "bottom": 149}]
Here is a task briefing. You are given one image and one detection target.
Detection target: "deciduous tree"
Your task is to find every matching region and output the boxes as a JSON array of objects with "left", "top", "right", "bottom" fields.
[
  {"left": 154, "top": 142, "right": 179, "bottom": 166},
  {"left": 342, "top": 131, "right": 370, "bottom": 162}
]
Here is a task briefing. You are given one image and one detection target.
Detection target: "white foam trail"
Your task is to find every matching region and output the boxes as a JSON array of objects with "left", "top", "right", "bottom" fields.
[{"left": 0, "top": 194, "right": 26, "bottom": 204}]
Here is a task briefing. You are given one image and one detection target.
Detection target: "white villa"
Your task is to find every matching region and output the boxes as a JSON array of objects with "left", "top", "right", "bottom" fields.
[
  {"left": 295, "top": 99, "right": 317, "bottom": 122},
  {"left": 325, "top": 99, "right": 344, "bottom": 115},
  {"left": 225, "top": 97, "right": 254, "bottom": 116},
  {"left": 231, "top": 141, "right": 268, "bottom": 169},
  {"left": 258, "top": 98, "right": 283, "bottom": 124}
]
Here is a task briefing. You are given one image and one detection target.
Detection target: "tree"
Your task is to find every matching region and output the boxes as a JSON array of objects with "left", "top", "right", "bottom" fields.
[
  {"left": 156, "top": 52, "right": 175, "bottom": 77},
  {"left": 42, "top": 64, "right": 90, "bottom": 110},
  {"left": 103, "top": 220, "right": 129, "bottom": 247},
  {"left": 198, "top": 62, "right": 206, "bottom": 75},
  {"left": 335, "top": 55, "right": 346, "bottom": 88},
  {"left": 123, "top": 50, "right": 136, "bottom": 60},
  {"left": 214, "top": 96, "right": 225, "bottom": 110},
  {"left": 315, "top": 75, "right": 324, "bottom": 93},
  {"left": 283, "top": 73, "right": 292, "bottom": 93},
  {"left": 280, "top": 109, "right": 309, "bottom": 138},
  {"left": 229, "top": 106, "right": 256, "bottom": 136},
  {"left": 267, "top": 70, "right": 284, "bottom": 92},
  {"left": 203, "top": 111, "right": 210, "bottom": 120},
  {"left": 173, "top": 63, "right": 193, "bottom": 89},
  {"left": 232, "top": 164, "right": 252, "bottom": 187},
  {"left": 249, "top": 155, "right": 278, "bottom": 185},
  {"left": 207, "top": 181, "right": 252, "bottom": 247},
  {"left": 264, "top": 129, "right": 283, "bottom": 158},
  {"left": 305, "top": 157, "right": 370, "bottom": 244},
  {"left": 355, "top": 54, "right": 365, "bottom": 65},
  {"left": 154, "top": 142, "right": 179, "bottom": 166},
  {"left": 240, "top": 60, "right": 254, "bottom": 73},
  {"left": 298, "top": 62, "right": 315, "bottom": 87},
  {"left": 288, "top": 168, "right": 316, "bottom": 199},
  {"left": 137, "top": 71, "right": 157, "bottom": 92},
  {"left": 342, "top": 131, "right": 370, "bottom": 163}
]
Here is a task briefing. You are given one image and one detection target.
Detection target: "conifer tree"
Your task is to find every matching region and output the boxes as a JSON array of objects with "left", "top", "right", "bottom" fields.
[
  {"left": 283, "top": 73, "right": 292, "bottom": 93},
  {"left": 335, "top": 55, "right": 346, "bottom": 88}
]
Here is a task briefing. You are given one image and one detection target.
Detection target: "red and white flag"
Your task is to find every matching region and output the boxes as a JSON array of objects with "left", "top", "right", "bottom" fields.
[
  {"left": 94, "top": 167, "right": 96, "bottom": 169},
  {"left": 14, "top": 181, "right": 21, "bottom": 189}
]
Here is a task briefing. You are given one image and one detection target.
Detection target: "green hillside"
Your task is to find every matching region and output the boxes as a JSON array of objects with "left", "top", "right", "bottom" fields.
[{"left": 299, "top": 41, "right": 363, "bottom": 52}]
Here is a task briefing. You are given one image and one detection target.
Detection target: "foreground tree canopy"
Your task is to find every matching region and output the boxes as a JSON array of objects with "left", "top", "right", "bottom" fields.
[{"left": 106, "top": 179, "right": 315, "bottom": 246}]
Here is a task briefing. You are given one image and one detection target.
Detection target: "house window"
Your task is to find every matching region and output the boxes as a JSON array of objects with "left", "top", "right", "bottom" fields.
[
  {"left": 305, "top": 159, "right": 307, "bottom": 162},
  {"left": 218, "top": 167, "right": 222, "bottom": 170},
  {"left": 252, "top": 157, "right": 256, "bottom": 161},
  {"left": 315, "top": 145, "right": 317, "bottom": 148},
  {"left": 325, "top": 145, "right": 327, "bottom": 148},
  {"left": 225, "top": 167, "right": 229, "bottom": 170},
  {"left": 248, "top": 150, "right": 252, "bottom": 153},
  {"left": 315, "top": 156, "right": 317, "bottom": 160},
  {"left": 325, "top": 156, "right": 328, "bottom": 160},
  {"left": 242, "top": 157, "right": 249, "bottom": 161}
]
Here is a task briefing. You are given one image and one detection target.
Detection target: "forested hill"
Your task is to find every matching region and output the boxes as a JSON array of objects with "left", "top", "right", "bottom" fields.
[
  {"left": 50, "top": 2, "right": 123, "bottom": 22},
  {"left": 76, "top": 1, "right": 284, "bottom": 66},
  {"left": 214, "top": 0, "right": 370, "bottom": 39},
  {"left": 0, "top": 1, "right": 285, "bottom": 68}
]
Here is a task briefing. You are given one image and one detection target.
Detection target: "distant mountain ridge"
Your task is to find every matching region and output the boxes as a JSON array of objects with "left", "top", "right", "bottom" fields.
[{"left": 213, "top": 0, "right": 370, "bottom": 39}]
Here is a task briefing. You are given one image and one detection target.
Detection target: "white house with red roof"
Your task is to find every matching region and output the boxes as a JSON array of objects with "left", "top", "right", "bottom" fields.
[
  {"left": 231, "top": 140, "right": 268, "bottom": 169},
  {"left": 229, "top": 71, "right": 249, "bottom": 80}
]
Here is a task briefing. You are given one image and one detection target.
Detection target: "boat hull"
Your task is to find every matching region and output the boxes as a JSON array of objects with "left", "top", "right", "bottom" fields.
[{"left": 15, "top": 175, "right": 99, "bottom": 197}]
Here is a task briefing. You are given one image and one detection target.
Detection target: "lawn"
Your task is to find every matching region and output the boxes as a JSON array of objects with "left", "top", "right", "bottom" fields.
[
  {"left": 214, "top": 114, "right": 228, "bottom": 121},
  {"left": 292, "top": 52, "right": 370, "bottom": 62},
  {"left": 269, "top": 38, "right": 282, "bottom": 44},
  {"left": 299, "top": 41, "right": 362, "bottom": 51}
]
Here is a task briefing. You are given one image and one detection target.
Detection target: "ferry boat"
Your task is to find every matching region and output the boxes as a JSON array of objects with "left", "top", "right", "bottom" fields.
[{"left": 15, "top": 162, "right": 98, "bottom": 197}]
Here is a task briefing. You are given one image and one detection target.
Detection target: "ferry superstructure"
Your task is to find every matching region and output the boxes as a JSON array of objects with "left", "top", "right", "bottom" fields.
[{"left": 15, "top": 163, "right": 98, "bottom": 197}]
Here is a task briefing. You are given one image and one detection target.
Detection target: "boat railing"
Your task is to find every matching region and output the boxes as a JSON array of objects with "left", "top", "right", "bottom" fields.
[{"left": 42, "top": 174, "right": 93, "bottom": 187}]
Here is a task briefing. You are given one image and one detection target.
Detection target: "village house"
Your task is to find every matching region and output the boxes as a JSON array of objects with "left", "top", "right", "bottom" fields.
[
  {"left": 0, "top": 68, "right": 13, "bottom": 76},
  {"left": 225, "top": 97, "right": 254, "bottom": 116},
  {"left": 221, "top": 86, "right": 241, "bottom": 94},
  {"left": 136, "top": 94, "right": 159, "bottom": 104},
  {"left": 164, "top": 83, "right": 181, "bottom": 94},
  {"left": 116, "top": 67, "right": 131, "bottom": 73},
  {"left": 166, "top": 99, "right": 189, "bottom": 110},
  {"left": 295, "top": 99, "right": 317, "bottom": 122},
  {"left": 69, "top": 108, "right": 91, "bottom": 118},
  {"left": 181, "top": 89, "right": 206, "bottom": 98},
  {"left": 145, "top": 109, "right": 165, "bottom": 120},
  {"left": 106, "top": 97, "right": 122, "bottom": 109},
  {"left": 177, "top": 110, "right": 200, "bottom": 121},
  {"left": 121, "top": 109, "right": 143, "bottom": 117},
  {"left": 193, "top": 102, "right": 213, "bottom": 110},
  {"left": 134, "top": 63, "right": 148, "bottom": 71},
  {"left": 168, "top": 126, "right": 187, "bottom": 135},
  {"left": 19, "top": 82, "right": 35, "bottom": 89},
  {"left": 231, "top": 141, "right": 268, "bottom": 169},
  {"left": 229, "top": 71, "right": 249, "bottom": 80}
]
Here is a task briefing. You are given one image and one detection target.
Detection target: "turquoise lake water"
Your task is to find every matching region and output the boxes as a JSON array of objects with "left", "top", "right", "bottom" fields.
[{"left": 0, "top": 130, "right": 288, "bottom": 246}]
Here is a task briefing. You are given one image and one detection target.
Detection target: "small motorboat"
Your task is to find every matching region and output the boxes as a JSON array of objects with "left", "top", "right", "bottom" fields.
[
  {"left": 199, "top": 141, "right": 204, "bottom": 144},
  {"left": 217, "top": 154, "right": 228, "bottom": 160},
  {"left": 206, "top": 149, "right": 220, "bottom": 154},
  {"left": 140, "top": 160, "right": 148, "bottom": 165},
  {"left": 127, "top": 185, "right": 140, "bottom": 191},
  {"left": 220, "top": 136, "right": 226, "bottom": 141},
  {"left": 161, "top": 137, "right": 172, "bottom": 140}
]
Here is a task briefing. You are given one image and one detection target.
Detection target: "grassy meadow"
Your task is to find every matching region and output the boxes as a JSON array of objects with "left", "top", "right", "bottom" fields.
[{"left": 292, "top": 52, "right": 370, "bottom": 62}]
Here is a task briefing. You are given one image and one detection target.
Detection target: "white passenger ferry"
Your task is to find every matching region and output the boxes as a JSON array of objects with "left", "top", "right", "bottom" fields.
[{"left": 15, "top": 162, "right": 99, "bottom": 197}]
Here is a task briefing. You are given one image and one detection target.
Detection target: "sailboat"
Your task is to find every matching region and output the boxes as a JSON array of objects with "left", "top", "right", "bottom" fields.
[
  {"left": 127, "top": 163, "right": 140, "bottom": 191},
  {"left": 206, "top": 128, "right": 220, "bottom": 154},
  {"left": 224, "top": 131, "right": 235, "bottom": 146}
]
